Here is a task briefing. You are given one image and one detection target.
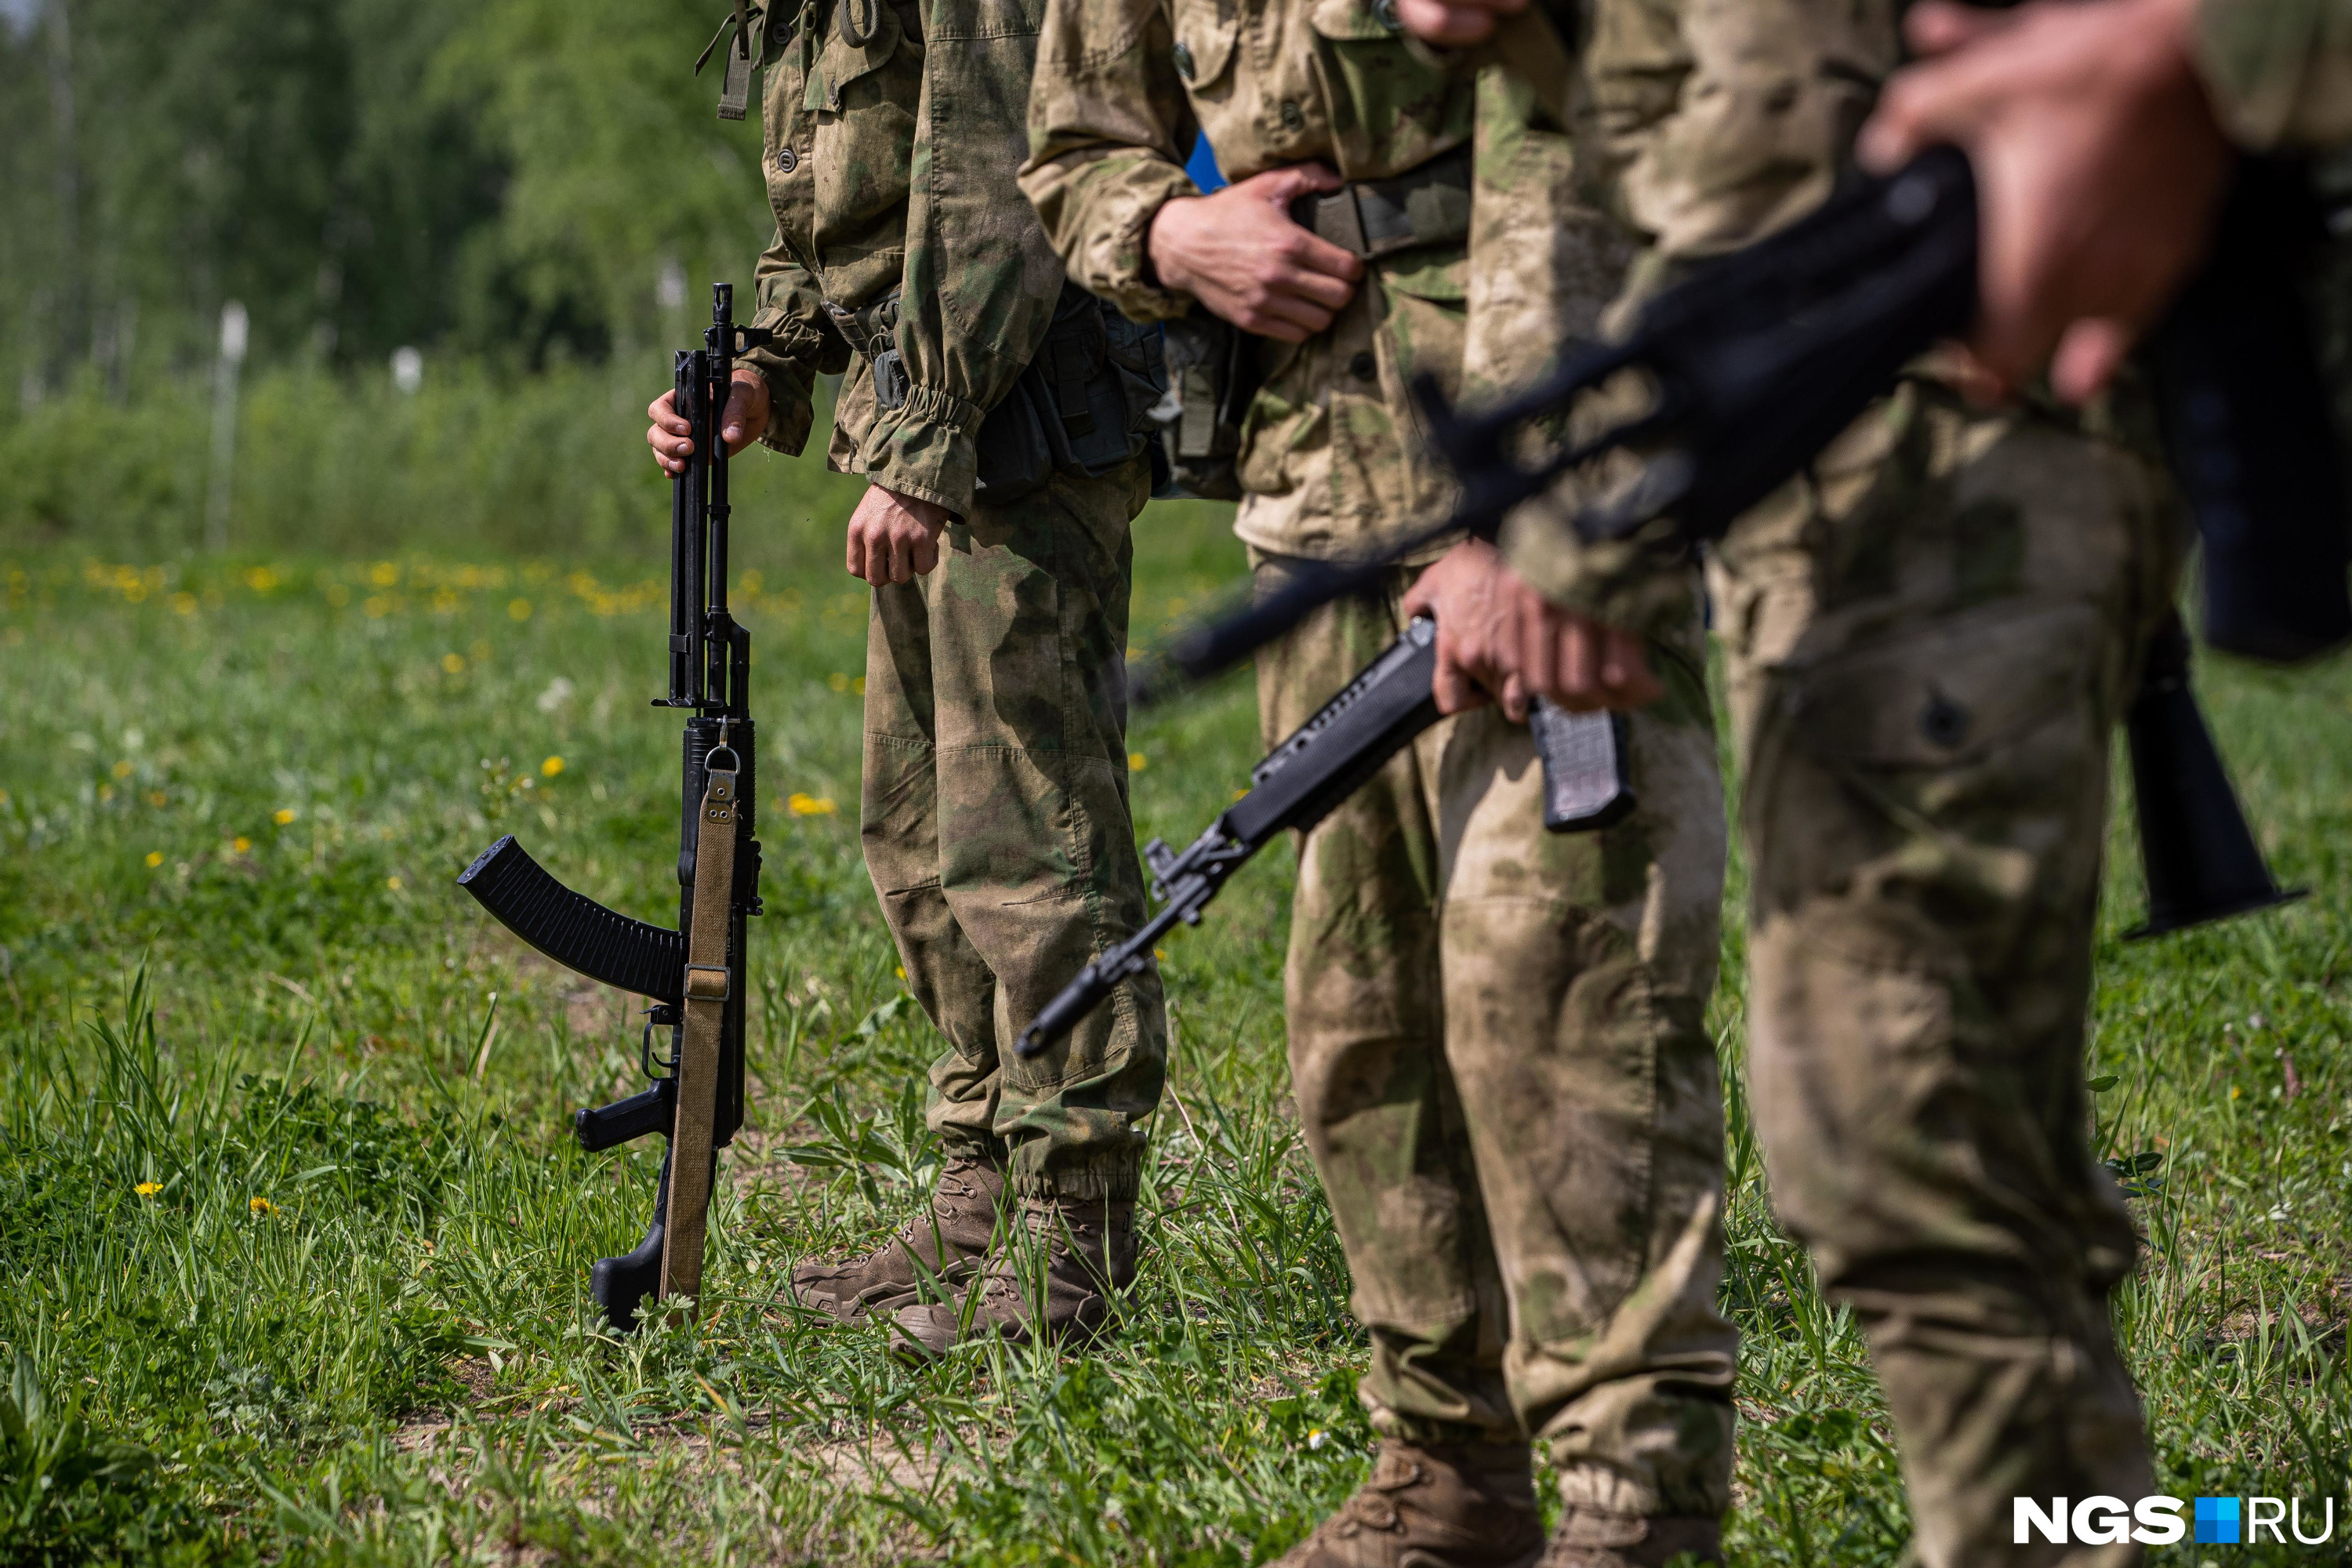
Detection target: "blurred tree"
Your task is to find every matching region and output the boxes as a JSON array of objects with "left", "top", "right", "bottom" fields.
[{"left": 0, "top": 0, "right": 771, "bottom": 395}]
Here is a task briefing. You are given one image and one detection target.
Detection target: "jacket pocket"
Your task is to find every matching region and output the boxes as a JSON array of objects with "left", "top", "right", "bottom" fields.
[
  {"left": 810, "top": 0, "right": 907, "bottom": 111},
  {"left": 1167, "top": 0, "right": 1239, "bottom": 91}
]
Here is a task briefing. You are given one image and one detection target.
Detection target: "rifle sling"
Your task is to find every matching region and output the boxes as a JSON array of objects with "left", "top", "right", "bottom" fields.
[{"left": 658, "top": 753, "right": 741, "bottom": 1318}]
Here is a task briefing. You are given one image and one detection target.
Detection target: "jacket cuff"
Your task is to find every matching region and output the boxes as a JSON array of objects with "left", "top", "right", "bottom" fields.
[
  {"left": 1499, "top": 498, "right": 1698, "bottom": 641},
  {"left": 860, "top": 383, "right": 989, "bottom": 516},
  {"left": 1083, "top": 163, "right": 1206, "bottom": 323},
  {"left": 2191, "top": 0, "right": 2352, "bottom": 150},
  {"left": 741, "top": 310, "right": 841, "bottom": 458}
]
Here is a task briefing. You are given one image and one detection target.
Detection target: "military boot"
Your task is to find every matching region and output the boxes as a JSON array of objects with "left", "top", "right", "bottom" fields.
[
  {"left": 1268, "top": 1439, "right": 1543, "bottom": 1568},
  {"left": 1537, "top": 1507, "right": 1722, "bottom": 1568},
  {"left": 889, "top": 1194, "right": 1135, "bottom": 1357},
  {"left": 787, "top": 1149, "right": 1004, "bottom": 1321}
]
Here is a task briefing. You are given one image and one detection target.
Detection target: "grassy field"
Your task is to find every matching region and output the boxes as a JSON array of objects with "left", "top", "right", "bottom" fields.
[{"left": 3, "top": 465, "right": 2350, "bottom": 1566}]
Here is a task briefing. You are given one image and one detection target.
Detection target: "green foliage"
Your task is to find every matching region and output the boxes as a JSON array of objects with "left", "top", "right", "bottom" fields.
[
  {"left": 0, "top": 0, "right": 766, "bottom": 396},
  {"left": 0, "top": 498, "right": 2347, "bottom": 1563}
]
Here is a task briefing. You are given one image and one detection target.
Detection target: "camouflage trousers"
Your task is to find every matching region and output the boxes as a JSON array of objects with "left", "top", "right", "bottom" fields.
[
  {"left": 862, "top": 459, "right": 1168, "bottom": 1202},
  {"left": 1713, "top": 383, "right": 2187, "bottom": 1568},
  {"left": 1254, "top": 551, "right": 1736, "bottom": 1518}
]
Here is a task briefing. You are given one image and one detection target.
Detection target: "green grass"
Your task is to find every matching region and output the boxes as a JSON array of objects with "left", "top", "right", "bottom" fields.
[{"left": 2, "top": 477, "right": 2349, "bottom": 1566}]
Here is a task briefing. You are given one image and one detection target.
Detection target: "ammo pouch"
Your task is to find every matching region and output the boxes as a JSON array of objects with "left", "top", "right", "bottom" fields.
[
  {"left": 829, "top": 284, "right": 1169, "bottom": 506},
  {"left": 1156, "top": 312, "right": 1261, "bottom": 502},
  {"left": 975, "top": 283, "right": 1171, "bottom": 503}
]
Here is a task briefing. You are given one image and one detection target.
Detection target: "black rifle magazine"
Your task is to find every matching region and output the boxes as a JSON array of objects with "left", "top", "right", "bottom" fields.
[
  {"left": 459, "top": 835, "right": 684, "bottom": 1005},
  {"left": 1528, "top": 701, "right": 1635, "bottom": 833}
]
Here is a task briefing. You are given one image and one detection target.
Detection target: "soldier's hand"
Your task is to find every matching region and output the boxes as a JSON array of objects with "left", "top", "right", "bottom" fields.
[
  {"left": 646, "top": 370, "right": 772, "bottom": 475},
  {"left": 1500, "top": 570, "right": 1661, "bottom": 714},
  {"left": 1393, "top": 0, "right": 1523, "bottom": 45},
  {"left": 845, "top": 485, "right": 953, "bottom": 586},
  {"left": 1146, "top": 165, "right": 1365, "bottom": 343},
  {"left": 1857, "top": 0, "right": 2230, "bottom": 404},
  {"left": 1399, "top": 539, "right": 1526, "bottom": 720}
]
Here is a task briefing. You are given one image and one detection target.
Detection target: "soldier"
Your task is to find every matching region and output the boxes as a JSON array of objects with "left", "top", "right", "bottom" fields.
[
  {"left": 1396, "top": 0, "right": 2194, "bottom": 1563},
  {"left": 644, "top": 0, "right": 1173, "bottom": 1356},
  {"left": 1862, "top": 0, "right": 2351, "bottom": 403},
  {"left": 1022, "top": 11, "right": 1736, "bottom": 1566}
]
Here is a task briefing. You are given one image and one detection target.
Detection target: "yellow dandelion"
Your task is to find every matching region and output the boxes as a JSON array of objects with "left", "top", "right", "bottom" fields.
[
  {"left": 441, "top": 652, "right": 465, "bottom": 674},
  {"left": 897, "top": 966, "right": 908, "bottom": 980},
  {"left": 144, "top": 851, "right": 164, "bottom": 869},
  {"left": 828, "top": 672, "right": 851, "bottom": 692},
  {"left": 98, "top": 784, "right": 114, "bottom": 802},
  {"left": 853, "top": 675, "right": 866, "bottom": 695},
  {"left": 1127, "top": 752, "right": 1149, "bottom": 772},
  {"left": 135, "top": 1181, "right": 162, "bottom": 1198},
  {"left": 541, "top": 756, "right": 564, "bottom": 778},
  {"left": 245, "top": 566, "right": 280, "bottom": 593},
  {"left": 112, "top": 759, "right": 135, "bottom": 779},
  {"left": 249, "top": 1196, "right": 274, "bottom": 1216},
  {"left": 146, "top": 790, "right": 165, "bottom": 807},
  {"left": 370, "top": 561, "right": 399, "bottom": 587},
  {"left": 1154, "top": 949, "right": 1167, "bottom": 961},
  {"left": 788, "top": 792, "right": 837, "bottom": 816},
  {"left": 172, "top": 591, "right": 199, "bottom": 615},
  {"left": 274, "top": 808, "right": 297, "bottom": 825},
  {"left": 508, "top": 597, "right": 532, "bottom": 621},
  {"left": 387, "top": 876, "right": 404, "bottom": 891},
  {"left": 234, "top": 836, "right": 252, "bottom": 853}
]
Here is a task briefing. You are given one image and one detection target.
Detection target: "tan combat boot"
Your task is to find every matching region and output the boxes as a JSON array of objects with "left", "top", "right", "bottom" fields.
[
  {"left": 889, "top": 1194, "right": 1135, "bottom": 1356},
  {"left": 787, "top": 1149, "right": 1004, "bottom": 1321},
  {"left": 1537, "top": 1507, "right": 1722, "bottom": 1568},
  {"left": 1268, "top": 1439, "right": 1544, "bottom": 1568}
]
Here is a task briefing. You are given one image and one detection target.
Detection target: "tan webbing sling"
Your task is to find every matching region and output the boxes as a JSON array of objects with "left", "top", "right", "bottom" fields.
[{"left": 657, "top": 742, "right": 742, "bottom": 1318}]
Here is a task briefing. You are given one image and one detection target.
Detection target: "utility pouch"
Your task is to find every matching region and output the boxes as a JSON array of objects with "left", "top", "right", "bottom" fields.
[
  {"left": 975, "top": 283, "right": 1171, "bottom": 504},
  {"left": 826, "top": 289, "right": 909, "bottom": 410},
  {"left": 1153, "top": 310, "right": 1261, "bottom": 501}
]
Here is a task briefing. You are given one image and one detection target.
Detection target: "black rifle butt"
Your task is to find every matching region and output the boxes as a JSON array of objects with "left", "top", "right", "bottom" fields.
[
  {"left": 590, "top": 1147, "right": 671, "bottom": 1334},
  {"left": 1529, "top": 701, "right": 1635, "bottom": 833},
  {"left": 2147, "top": 161, "right": 2352, "bottom": 664},
  {"left": 2122, "top": 623, "right": 2304, "bottom": 939},
  {"left": 458, "top": 836, "right": 685, "bottom": 1004}
]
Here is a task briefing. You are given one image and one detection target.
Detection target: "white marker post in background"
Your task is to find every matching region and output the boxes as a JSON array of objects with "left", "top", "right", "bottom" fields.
[{"left": 205, "top": 300, "right": 249, "bottom": 552}]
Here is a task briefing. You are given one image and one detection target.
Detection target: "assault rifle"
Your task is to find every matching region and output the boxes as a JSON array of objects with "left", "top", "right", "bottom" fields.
[
  {"left": 457, "top": 285, "right": 771, "bottom": 1332},
  {"left": 1016, "top": 617, "right": 1632, "bottom": 1056},
  {"left": 1168, "top": 147, "right": 2350, "bottom": 687}
]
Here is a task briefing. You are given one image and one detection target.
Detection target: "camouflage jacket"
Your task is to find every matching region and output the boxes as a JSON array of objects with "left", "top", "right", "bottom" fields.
[
  {"left": 1020, "top": 0, "right": 1617, "bottom": 557},
  {"left": 1497, "top": 0, "right": 1904, "bottom": 633},
  {"left": 737, "top": 0, "right": 1073, "bottom": 516},
  {"left": 2194, "top": 0, "right": 2352, "bottom": 148}
]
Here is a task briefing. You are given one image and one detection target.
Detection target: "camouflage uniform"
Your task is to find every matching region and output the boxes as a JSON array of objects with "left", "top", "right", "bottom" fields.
[
  {"left": 738, "top": 0, "right": 1166, "bottom": 1203},
  {"left": 1022, "top": 5, "right": 1737, "bottom": 1526},
  {"left": 2193, "top": 0, "right": 2352, "bottom": 148},
  {"left": 1501, "top": 0, "right": 2191, "bottom": 1561}
]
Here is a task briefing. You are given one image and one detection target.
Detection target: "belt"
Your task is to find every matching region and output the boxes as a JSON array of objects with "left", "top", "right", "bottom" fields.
[
  {"left": 1286, "top": 147, "right": 1472, "bottom": 260},
  {"left": 826, "top": 289, "right": 909, "bottom": 408}
]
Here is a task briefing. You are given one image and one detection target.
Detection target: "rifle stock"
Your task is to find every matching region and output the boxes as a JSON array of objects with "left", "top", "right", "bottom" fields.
[{"left": 459, "top": 284, "right": 771, "bottom": 1333}]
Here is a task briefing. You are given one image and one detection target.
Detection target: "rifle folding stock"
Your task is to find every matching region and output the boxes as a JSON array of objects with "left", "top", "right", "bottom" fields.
[
  {"left": 1016, "top": 617, "right": 1634, "bottom": 1058},
  {"left": 459, "top": 285, "right": 771, "bottom": 1334}
]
